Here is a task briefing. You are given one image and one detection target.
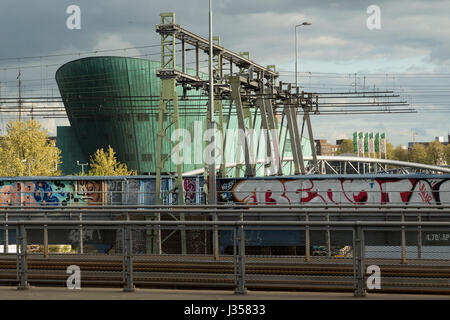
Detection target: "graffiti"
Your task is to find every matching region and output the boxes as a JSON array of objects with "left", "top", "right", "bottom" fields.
[
  {"left": 107, "top": 181, "right": 123, "bottom": 205},
  {"left": 0, "top": 181, "right": 71, "bottom": 206},
  {"left": 77, "top": 181, "right": 102, "bottom": 204},
  {"left": 68, "top": 229, "right": 98, "bottom": 242},
  {"left": 1, "top": 176, "right": 446, "bottom": 208},
  {"left": 0, "top": 178, "right": 205, "bottom": 207},
  {"left": 184, "top": 178, "right": 197, "bottom": 204},
  {"left": 217, "top": 177, "right": 450, "bottom": 206},
  {"left": 126, "top": 180, "right": 140, "bottom": 204}
]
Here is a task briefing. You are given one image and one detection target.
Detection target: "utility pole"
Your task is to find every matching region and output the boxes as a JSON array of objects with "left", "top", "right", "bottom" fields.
[{"left": 17, "top": 69, "right": 22, "bottom": 122}]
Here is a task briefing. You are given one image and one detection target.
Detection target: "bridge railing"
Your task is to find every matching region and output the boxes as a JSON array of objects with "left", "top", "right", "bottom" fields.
[{"left": 0, "top": 219, "right": 450, "bottom": 296}]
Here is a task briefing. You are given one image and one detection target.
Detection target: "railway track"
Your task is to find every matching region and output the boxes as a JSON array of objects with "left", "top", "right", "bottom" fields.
[{"left": 1, "top": 254, "right": 450, "bottom": 294}]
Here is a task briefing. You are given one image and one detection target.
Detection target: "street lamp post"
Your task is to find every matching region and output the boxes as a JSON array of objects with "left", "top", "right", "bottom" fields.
[
  {"left": 295, "top": 22, "right": 312, "bottom": 89},
  {"left": 77, "top": 161, "right": 88, "bottom": 176},
  {"left": 22, "top": 159, "right": 35, "bottom": 176}
]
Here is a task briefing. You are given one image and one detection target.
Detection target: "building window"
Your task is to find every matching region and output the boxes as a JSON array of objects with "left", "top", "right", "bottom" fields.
[
  {"left": 141, "top": 153, "right": 153, "bottom": 162},
  {"left": 137, "top": 113, "right": 150, "bottom": 121}
]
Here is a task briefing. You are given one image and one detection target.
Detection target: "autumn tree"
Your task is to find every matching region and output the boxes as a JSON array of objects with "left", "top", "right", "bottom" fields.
[
  {"left": 409, "top": 144, "right": 429, "bottom": 164},
  {"left": 0, "top": 120, "right": 61, "bottom": 176},
  {"left": 446, "top": 145, "right": 450, "bottom": 165},
  {"left": 426, "top": 140, "right": 446, "bottom": 165},
  {"left": 336, "top": 139, "right": 355, "bottom": 155},
  {"left": 88, "top": 145, "right": 137, "bottom": 176},
  {"left": 392, "top": 145, "right": 408, "bottom": 162}
]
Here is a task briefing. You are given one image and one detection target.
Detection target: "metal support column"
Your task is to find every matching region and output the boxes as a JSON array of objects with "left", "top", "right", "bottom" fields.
[
  {"left": 43, "top": 212, "right": 48, "bottom": 258},
  {"left": 155, "top": 12, "right": 186, "bottom": 254},
  {"left": 256, "top": 87, "right": 281, "bottom": 176},
  {"left": 302, "top": 99, "right": 319, "bottom": 173},
  {"left": 78, "top": 212, "right": 83, "bottom": 254},
  {"left": 17, "top": 225, "right": 29, "bottom": 290},
  {"left": 155, "top": 86, "right": 186, "bottom": 249},
  {"left": 417, "top": 214, "right": 422, "bottom": 259},
  {"left": 401, "top": 214, "right": 407, "bottom": 264},
  {"left": 326, "top": 214, "right": 331, "bottom": 257},
  {"left": 284, "top": 102, "right": 305, "bottom": 174},
  {"left": 235, "top": 213, "right": 247, "bottom": 294},
  {"left": 229, "top": 76, "right": 255, "bottom": 177},
  {"left": 4, "top": 213, "right": 8, "bottom": 254},
  {"left": 123, "top": 225, "right": 135, "bottom": 292},
  {"left": 305, "top": 213, "right": 310, "bottom": 262},
  {"left": 354, "top": 225, "right": 366, "bottom": 297},
  {"left": 256, "top": 89, "right": 273, "bottom": 176}
]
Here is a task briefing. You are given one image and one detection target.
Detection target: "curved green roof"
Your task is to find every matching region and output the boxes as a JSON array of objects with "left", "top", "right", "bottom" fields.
[{"left": 56, "top": 56, "right": 207, "bottom": 174}]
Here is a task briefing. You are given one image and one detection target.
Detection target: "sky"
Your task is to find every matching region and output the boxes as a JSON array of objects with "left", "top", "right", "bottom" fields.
[{"left": 0, "top": 0, "right": 449, "bottom": 146}]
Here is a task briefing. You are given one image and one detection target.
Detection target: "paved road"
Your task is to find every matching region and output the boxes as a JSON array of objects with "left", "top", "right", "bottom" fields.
[{"left": 0, "top": 286, "right": 448, "bottom": 300}]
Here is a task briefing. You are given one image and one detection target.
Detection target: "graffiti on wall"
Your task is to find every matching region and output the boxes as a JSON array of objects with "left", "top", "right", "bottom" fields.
[
  {"left": 0, "top": 180, "right": 100, "bottom": 206},
  {"left": 0, "top": 177, "right": 205, "bottom": 207},
  {"left": 217, "top": 178, "right": 450, "bottom": 206},
  {"left": 77, "top": 180, "right": 103, "bottom": 204},
  {"left": 1, "top": 177, "right": 448, "bottom": 207}
]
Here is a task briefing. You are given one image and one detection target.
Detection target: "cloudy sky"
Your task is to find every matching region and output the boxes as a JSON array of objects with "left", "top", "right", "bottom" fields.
[{"left": 0, "top": 0, "right": 449, "bottom": 146}]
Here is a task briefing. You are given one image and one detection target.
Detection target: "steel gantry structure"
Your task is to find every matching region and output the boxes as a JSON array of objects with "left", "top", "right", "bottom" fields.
[
  {"left": 154, "top": 12, "right": 321, "bottom": 203},
  {"left": 152, "top": 12, "right": 413, "bottom": 254},
  {"left": 153, "top": 12, "right": 414, "bottom": 198}
]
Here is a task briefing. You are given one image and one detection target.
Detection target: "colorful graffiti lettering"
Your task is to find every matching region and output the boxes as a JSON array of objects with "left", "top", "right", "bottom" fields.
[{"left": 217, "top": 178, "right": 450, "bottom": 206}]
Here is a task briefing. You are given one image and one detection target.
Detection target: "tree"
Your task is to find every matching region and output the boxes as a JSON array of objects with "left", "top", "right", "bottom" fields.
[
  {"left": 446, "top": 145, "right": 450, "bottom": 166},
  {"left": 0, "top": 120, "right": 61, "bottom": 176},
  {"left": 385, "top": 141, "right": 394, "bottom": 159},
  {"left": 336, "top": 139, "right": 355, "bottom": 155},
  {"left": 392, "top": 145, "right": 408, "bottom": 162},
  {"left": 409, "top": 144, "right": 429, "bottom": 164},
  {"left": 426, "top": 141, "right": 445, "bottom": 165},
  {"left": 88, "top": 145, "right": 137, "bottom": 176}
]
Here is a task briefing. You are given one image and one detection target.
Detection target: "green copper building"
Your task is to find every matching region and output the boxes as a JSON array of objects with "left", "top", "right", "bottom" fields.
[{"left": 55, "top": 56, "right": 311, "bottom": 176}]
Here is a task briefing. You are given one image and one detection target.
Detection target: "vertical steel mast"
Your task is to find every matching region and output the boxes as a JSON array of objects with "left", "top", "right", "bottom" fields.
[{"left": 208, "top": 0, "right": 216, "bottom": 205}]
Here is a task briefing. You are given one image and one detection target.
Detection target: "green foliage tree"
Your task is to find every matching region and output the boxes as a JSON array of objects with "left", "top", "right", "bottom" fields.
[
  {"left": 392, "top": 145, "right": 408, "bottom": 162},
  {"left": 426, "top": 140, "right": 446, "bottom": 165},
  {"left": 88, "top": 145, "right": 137, "bottom": 176},
  {"left": 0, "top": 120, "right": 61, "bottom": 176},
  {"left": 336, "top": 139, "right": 355, "bottom": 155},
  {"left": 409, "top": 144, "right": 429, "bottom": 164}
]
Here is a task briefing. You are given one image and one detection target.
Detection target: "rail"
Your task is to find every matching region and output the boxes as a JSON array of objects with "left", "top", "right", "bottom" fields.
[{"left": 1, "top": 219, "right": 450, "bottom": 296}]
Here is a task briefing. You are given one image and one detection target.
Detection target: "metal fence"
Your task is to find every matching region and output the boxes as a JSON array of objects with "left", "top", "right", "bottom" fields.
[{"left": 1, "top": 219, "right": 450, "bottom": 296}]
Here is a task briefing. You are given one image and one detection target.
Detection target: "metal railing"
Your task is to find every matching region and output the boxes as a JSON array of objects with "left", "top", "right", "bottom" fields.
[{"left": 1, "top": 219, "right": 450, "bottom": 296}]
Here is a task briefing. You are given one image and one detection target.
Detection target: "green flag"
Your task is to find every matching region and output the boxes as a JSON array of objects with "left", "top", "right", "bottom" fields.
[
  {"left": 364, "top": 132, "right": 369, "bottom": 153},
  {"left": 369, "top": 132, "right": 374, "bottom": 154},
  {"left": 353, "top": 132, "right": 357, "bottom": 153},
  {"left": 375, "top": 133, "right": 380, "bottom": 153},
  {"left": 358, "top": 132, "right": 364, "bottom": 154},
  {"left": 380, "top": 132, "right": 386, "bottom": 154}
]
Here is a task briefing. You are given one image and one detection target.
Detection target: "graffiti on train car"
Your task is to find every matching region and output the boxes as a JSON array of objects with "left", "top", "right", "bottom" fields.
[{"left": 217, "top": 178, "right": 450, "bottom": 206}]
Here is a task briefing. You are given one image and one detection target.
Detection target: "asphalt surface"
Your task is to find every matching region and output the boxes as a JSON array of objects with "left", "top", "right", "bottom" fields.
[{"left": 0, "top": 286, "right": 448, "bottom": 300}]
